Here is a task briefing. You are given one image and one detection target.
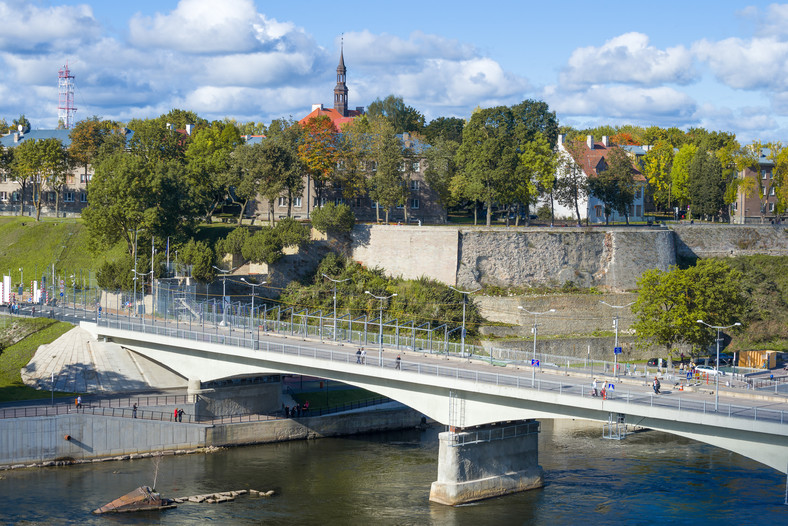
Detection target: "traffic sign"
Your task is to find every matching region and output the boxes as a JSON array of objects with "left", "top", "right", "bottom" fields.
[
  {"left": 614, "top": 346, "right": 622, "bottom": 354},
  {"left": 60, "top": 292, "right": 64, "bottom": 297}
]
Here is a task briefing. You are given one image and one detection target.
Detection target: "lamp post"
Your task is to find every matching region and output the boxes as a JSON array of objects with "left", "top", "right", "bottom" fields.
[
  {"left": 449, "top": 286, "right": 481, "bottom": 360},
  {"left": 131, "top": 269, "right": 153, "bottom": 325},
  {"left": 213, "top": 265, "right": 240, "bottom": 327},
  {"left": 365, "top": 291, "right": 397, "bottom": 366},
  {"left": 697, "top": 319, "right": 741, "bottom": 411},
  {"left": 323, "top": 274, "right": 351, "bottom": 341},
  {"left": 600, "top": 301, "right": 635, "bottom": 380},
  {"left": 519, "top": 306, "right": 555, "bottom": 387},
  {"left": 240, "top": 277, "right": 266, "bottom": 341}
]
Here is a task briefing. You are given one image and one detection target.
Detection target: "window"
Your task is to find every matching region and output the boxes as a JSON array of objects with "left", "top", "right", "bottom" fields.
[
  {"left": 595, "top": 205, "right": 603, "bottom": 218},
  {"left": 732, "top": 201, "right": 738, "bottom": 211},
  {"left": 353, "top": 198, "right": 362, "bottom": 208},
  {"left": 314, "top": 197, "right": 327, "bottom": 207},
  {"left": 336, "top": 160, "right": 345, "bottom": 171},
  {"left": 770, "top": 186, "right": 776, "bottom": 196},
  {"left": 80, "top": 173, "right": 90, "bottom": 183},
  {"left": 769, "top": 202, "right": 775, "bottom": 212},
  {"left": 410, "top": 180, "right": 420, "bottom": 191},
  {"left": 64, "top": 192, "right": 74, "bottom": 202},
  {"left": 411, "top": 198, "right": 420, "bottom": 209},
  {"left": 335, "top": 198, "right": 345, "bottom": 205},
  {"left": 369, "top": 161, "right": 377, "bottom": 172},
  {"left": 278, "top": 197, "right": 287, "bottom": 207},
  {"left": 635, "top": 187, "right": 642, "bottom": 199},
  {"left": 47, "top": 192, "right": 56, "bottom": 202},
  {"left": 80, "top": 193, "right": 87, "bottom": 203},
  {"left": 398, "top": 162, "right": 406, "bottom": 172},
  {"left": 293, "top": 197, "right": 302, "bottom": 208},
  {"left": 762, "top": 170, "right": 769, "bottom": 179},
  {"left": 635, "top": 205, "right": 642, "bottom": 217},
  {"left": 66, "top": 174, "right": 75, "bottom": 184},
  {"left": 0, "top": 191, "right": 6, "bottom": 201},
  {"left": 412, "top": 161, "right": 420, "bottom": 172},
  {"left": 11, "top": 191, "right": 20, "bottom": 202},
  {"left": 396, "top": 202, "right": 404, "bottom": 209}
]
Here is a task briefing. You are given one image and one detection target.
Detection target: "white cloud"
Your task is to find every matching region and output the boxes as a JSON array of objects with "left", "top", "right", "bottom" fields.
[
  {"left": 547, "top": 85, "right": 696, "bottom": 122},
  {"left": 0, "top": 1, "right": 101, "bottom": 52},
  {"left": 693, "top": 36, "right": 788, "bottom": 90},
  {"left": 128, "top": 0, "right": 306, "bottom": 55},
  {"left": 344, "top": 30, "right": 476, "bottom": 67},
  {"left": 560, "top": 32, "right": 696, "bottom": 88}
]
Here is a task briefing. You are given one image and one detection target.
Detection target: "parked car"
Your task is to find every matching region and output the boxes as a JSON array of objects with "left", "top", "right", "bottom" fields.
[
  {"left": 695, "top": 364, "right": 726, "bottom": 376},
  {"left": 647, "top": 358, "right": 664, "bottom": 366}
]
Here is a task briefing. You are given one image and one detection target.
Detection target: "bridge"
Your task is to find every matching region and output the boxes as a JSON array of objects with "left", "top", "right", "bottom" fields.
[{"left": 85, "top": 317, "right": 788, "bottom": 505}]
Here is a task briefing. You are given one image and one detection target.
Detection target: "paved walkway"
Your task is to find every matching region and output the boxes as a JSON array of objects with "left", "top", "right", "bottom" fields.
[{"left": 20, "top": 326, "right": 186, "bottom": 394}]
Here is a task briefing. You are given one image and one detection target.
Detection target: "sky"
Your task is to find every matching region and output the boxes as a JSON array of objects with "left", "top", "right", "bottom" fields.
[{"left": 2, "top": 0, "right": 788, "bottom": 143}]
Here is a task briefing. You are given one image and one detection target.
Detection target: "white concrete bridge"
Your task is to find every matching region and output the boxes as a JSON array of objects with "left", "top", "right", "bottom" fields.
[{"left": 84, "top": 319, "right": 788, "bottom": 479}]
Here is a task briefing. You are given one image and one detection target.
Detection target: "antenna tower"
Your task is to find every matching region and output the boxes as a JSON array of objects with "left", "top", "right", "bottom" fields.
[{"left": 58, "top": 63, "right": 77, "bottom": 129}]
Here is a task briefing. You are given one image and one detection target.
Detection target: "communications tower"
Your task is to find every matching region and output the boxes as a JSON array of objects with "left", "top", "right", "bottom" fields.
[{"left": 58, "top": 63, "right": 77, "bottom": 129}]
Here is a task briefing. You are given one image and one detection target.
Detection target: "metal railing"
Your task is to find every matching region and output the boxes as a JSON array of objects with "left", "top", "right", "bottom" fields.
[
  {"left": 449, "top": 421, "right": 540, "bottom": 447},
  {"left": 96, "top": 316, "right": 788, "bottom": 428}
]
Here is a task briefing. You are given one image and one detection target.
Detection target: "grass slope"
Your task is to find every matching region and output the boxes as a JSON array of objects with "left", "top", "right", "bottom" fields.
[{"left": 0, "top": 317, "right": 75, "bottom": 402}]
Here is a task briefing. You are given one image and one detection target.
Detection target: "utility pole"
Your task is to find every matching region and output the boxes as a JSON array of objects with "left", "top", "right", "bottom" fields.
[
  {"left": 323, "top": 274, "right": 351, "bottom": 341},
  {"left": 600, "top": 301, "right": 635, "bottom": 380},
  {"left": 519, "top": 306, "right": 555, "bottom": 387},
  {"left": 449, "top": 286, "right": 481, "bottom": 361},
  {"left": 365, "top": 291, "right": 397, "bottom": 366}
]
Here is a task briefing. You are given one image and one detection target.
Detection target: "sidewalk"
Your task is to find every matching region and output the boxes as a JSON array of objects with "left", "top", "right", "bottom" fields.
[{"left": 20, "top": 326, "right": 186, "bottom": 394}]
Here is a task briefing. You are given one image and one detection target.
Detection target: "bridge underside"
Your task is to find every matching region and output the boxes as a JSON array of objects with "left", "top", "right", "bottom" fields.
[{"left": 90, "top": 324, "right": 788, "bottom": 476}]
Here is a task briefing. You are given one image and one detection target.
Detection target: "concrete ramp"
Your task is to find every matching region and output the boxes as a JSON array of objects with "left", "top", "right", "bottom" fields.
[{"left": 21, "top": 326, "right": 187, "bottom": 393}]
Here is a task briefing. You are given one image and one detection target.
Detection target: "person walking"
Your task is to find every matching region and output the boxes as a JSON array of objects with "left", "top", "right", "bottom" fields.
[
  {"left": 76, "top": 395, "right": 82, "bottom": 409},
  {"left": 356, "top": 348, "right": 362, "bottom": 363},
  {"left": 174, "top": 408, "right": 179, "bottom": 421},
  {"left": 592, "top": 378, "right": 598, "bottom": 397},
  {"left": 178, "top": 408, "right": 184, "bottom": 422},
  {"left": 361, "top": 348, "right": 367, "bottom": 365},
  {"left": 395, "top": 354, "right": 401, "bottom": 370},
  {"left": 653, "top": 377, "right": 661, "bottom": 394},
  {"left": 132, "top": 403, "right": 137, "bottom": 418}
]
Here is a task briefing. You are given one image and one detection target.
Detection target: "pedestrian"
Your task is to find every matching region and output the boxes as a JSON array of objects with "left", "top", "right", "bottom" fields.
[
  {"left": 174, "top": 408, "right": 179, "bottom": 421},
  {"left": 31, "top": 306, "right": 35, "bottom": 316},
  {"left": 178, "top": 408, "right": 184, "bottom": 422},
  {"left": 633, "top": 364, "right": 637, "bottom": 376},
  {"left": 395, "top": 354, "right": 401, "bottom": 369},
  {"left": 592, "top": 378, "right": 598, "bottom": 397},
  {"left": 304, "top": 401, "right": 309, "bottom": 415},
  {"left": 356, "top": 348, "right": 362, "bottom": 363},
  {"left": 132, "top": 403, "right": 137, "bottom": 418},
  {"left": 361, "top": 348, "right": 366, "bottom": 364},
  {"left": 653, "top": 376, "right": 661, "bottom": 395},
  {"left": 76, "top": 395, "right": 82, "bottom": 409}
]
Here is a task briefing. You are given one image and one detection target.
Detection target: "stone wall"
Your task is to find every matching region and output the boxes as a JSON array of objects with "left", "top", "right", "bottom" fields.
[{"left": 671, "top": 224, "right": 788, "bottom": 259}]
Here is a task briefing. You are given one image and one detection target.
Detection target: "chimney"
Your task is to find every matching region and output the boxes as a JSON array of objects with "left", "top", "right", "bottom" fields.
[
  {"left": 13, "top": 132, "right": 19, "bottom": 143},
  {"left": 586, "top": 135, "right": 594, "bottom": 149},
  {"left": 312, "top": 104, "right": 324, "bottom": 112},
  {"left": 602, "top": 136, "right": 609, "bottom": 147},
  {"left": 557, "top": 134, "right": 565, "bottom": 147}
]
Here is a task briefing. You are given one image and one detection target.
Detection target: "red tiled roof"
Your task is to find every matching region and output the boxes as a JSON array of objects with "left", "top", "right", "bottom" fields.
[
  {"left": 298, "top": 107, "right": 361, "bottom": 129},
  {"left": 565, "top": 140, "right": 646, "bottom": 182}
]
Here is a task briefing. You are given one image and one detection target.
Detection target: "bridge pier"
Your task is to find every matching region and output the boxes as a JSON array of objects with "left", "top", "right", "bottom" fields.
[{"left": 429, "top": 420, "right": 543, "bottom": 506}]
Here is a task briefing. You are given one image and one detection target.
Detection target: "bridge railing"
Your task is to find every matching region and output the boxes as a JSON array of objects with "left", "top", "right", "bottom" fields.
[{"left": 95, "top": 317, "right": 788, "bottom": 428}]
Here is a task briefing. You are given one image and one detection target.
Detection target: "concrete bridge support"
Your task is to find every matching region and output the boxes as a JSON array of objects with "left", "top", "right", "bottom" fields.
[{"left": 429, "top": 420, "right": 543, "bottom": 505}]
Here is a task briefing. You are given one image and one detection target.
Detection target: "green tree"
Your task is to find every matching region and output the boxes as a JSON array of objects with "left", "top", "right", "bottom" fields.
[
  {"left": 225, "top": 142, "right": 268, "bottom": 224},
  {"left": 366, "top": 95, "right": 425, "bottom": 134},
  {"left": 688, "top": 146, "right": 725, "bottom": 220},
  {"left": 671, "top": 143, "right": 697, "bottom": 208},
  {"left": 12, "top": 115, "right": 30, "bottom": 133},
  {"left": 310, "top": 202, "right": 355, "bottom": 234},
  {"left": 242, "top": 227, "right": 284, "bottom": 265},
  {"left": 180, "top": 239, "right": 215, "bottom": 283},
  {"left": 642, "top": 140, "right": 674, "bottom": 210},
  {"left": 274, "top": 217, "right": 311, "bottom": 248},
  {"left": 632, "top": 260, "right": 747, "bottom": 356},
  {"left": 217, "top": 226, "right": 251, "bottom": 260},
  {"left": 367, "top": 118, "right": 407, "bottom": 222},
  {"left": 555, "top": 140, "right": 589, "bottom": 224},
  {"left": 423, "top": 135, "right": 459, "bottom": 215},
  {"left": 12, "top": 138, "right": 68, "bottom": 221},
  {"left": 588, "top": 147, "right": 636, "bottom": 225},
  {"left": 423, "top": 117, "right": 464, "bottom": 144},
  {"left": 69, "top": 117, "right": 117, "bottom": 190},
  {"left": 514, "top": 132, "right": 556, "bottom": 226},
  {"left": 298, "top": 115, "right": 341, "bottom": 208}
]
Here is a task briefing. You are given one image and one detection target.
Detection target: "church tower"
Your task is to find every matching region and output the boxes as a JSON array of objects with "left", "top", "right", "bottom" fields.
[{"left": 333, "top": 41, "right": 349, "bottom": 117}]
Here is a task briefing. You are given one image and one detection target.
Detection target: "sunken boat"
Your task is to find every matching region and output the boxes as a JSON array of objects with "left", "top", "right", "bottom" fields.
[{"left": 93, "top": 486, "right": 176, "bottom": 514}]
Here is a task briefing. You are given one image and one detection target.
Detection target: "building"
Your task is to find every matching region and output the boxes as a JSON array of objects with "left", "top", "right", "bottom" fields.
[
  {"left": 553, "top": 135, "right": 647, "bottom": 224},
  {"left": 252, "top": 48, "right": 446, "bottom": 224},
  {"left": 731, "top": 148, "right": 783, "bottom": 224}
]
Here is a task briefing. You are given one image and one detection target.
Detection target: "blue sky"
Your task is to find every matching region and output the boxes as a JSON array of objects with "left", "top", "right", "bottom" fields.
[{"left": 1, "top": 0, "right": 786, "bottom": 142}]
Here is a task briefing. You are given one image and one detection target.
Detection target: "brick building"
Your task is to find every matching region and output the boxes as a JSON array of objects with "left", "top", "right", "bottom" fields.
[{"left": 731, "top": 148, "right": 783, "bottom": 224}]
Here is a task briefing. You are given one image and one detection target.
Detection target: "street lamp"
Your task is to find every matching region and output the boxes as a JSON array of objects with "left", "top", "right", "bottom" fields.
[
  {"left": 213, "top": 265, "right": 240, "bottom": 327},
  {"left": 131, "top": 269, "right": 153, "bottom": 325},
  {"left": 240, "top": 277, "right": 266, "bottom": 340},
  {"left": 365, "top": 290, "right": 397, "bottom": 366},
  {"left": 449, "top": 286, "right": 482, "bottom": 360},
  {"left": 697, "top": 319, "right": 741, "bottom": 411},
  {"left": 519, "top": 306, "right": 555, "bottom": 387},
  {"left": 600, "top": 301, "right": 635, "bottom": 379},
  {"left": 323, "top": 274, "right": 351, "bottom": 341}
]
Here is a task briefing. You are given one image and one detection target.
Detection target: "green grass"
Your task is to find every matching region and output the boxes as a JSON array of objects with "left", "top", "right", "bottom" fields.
[
  {"left": 291, "top": 387, "right": 384, "bottom": 412},
  {"left": 0, "top": 317, "right": 75, "bottom": 402}
]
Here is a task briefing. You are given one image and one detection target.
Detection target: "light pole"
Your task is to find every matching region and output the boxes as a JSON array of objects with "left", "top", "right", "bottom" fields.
[
  {"left": 697, "top": 319, "right": 741, "bottom": 411},
  {"left": 600, "top": 301, "right": 635, "bottom": 380},
  {"left": 323, "top": 274, "right": 351, "bottom": 341},
  {"left": 365, "top": 291, "right": 397, "bottom": 366},
  {"left": 449, "top": 286, "right": 481, "bottom": 360},
  {"left": 519, "top": 306, "right": 555, "bottom": 387},
  {"left": 213, "top": 265, "right": 240, "bottom": 327},
  {"left": 240, "top": 277, "right": 266, "bottom": 340},
  {"left": 131, "top": 269, "right": 153, "bottom": 325}
]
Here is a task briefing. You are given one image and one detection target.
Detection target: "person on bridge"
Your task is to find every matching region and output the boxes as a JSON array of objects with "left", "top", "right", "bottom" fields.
[
  {"left": 396, "top": 354, "right": 401, "bottom": 370},
  {"left": 356, "top": 348, "right": 362, "bottom": 363},
  {"left": 361, "top": 348, "right": 367, "bottom": 365},
  {"left": 132, "top": 403, "right": 137, "bottom": 418},
  {"left": 653, "top": 377, "right": 661, "bottom": 394},
  {"left": 592, "top": 378, "right": 598, "bottom": 397}
]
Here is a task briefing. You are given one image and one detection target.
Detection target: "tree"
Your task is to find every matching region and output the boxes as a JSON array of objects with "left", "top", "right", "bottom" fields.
[
  {"left": 268, "top": 122, "right": 305, "bottom": 218},
  {"left": 514, "top": 133, "right": 556, "bottom": 226},
  {"left": 217, "top": 226, "right": 251, "bottom": 260},
  {"left": 632, "top": 260, "right": 747, "bottom": 356},
  {"left": 588, "top": 147, "right": 636, "bottom": 225},
  {"left": 185, "top": 121, "right": 242, "bottom": 222},
  {"left": 641, "top": 140, "right": 675, "bottom": 210},
  {"left": 310, "top": 202, "right": 355, "bottom": 234},
  {"left": 12, "top": 138, "right": 68, "bottom": 221},
  {"left": 298, "top": 115, "right": 341, "bottom": 208},
  {"left": 366, "top": 95, "right": 425, "bottom": 134},
  {"left": 180, "top": 239, "right": 215, "bottom": 283},
  {"left": 12, "top": 115, "right": 30, "bottom": 133},
  {"left": 511, "top": 99, "right": 559, "bottom": 148},
  {"left": 688, "top": 146, "right": 725, "bottom": 220},
  {"left": 69, "top": 117, "right": 117, "bottom": 190},
  {"left": 423, "top": 117, "right": 464, "bottom": 144},
  {"left": 367, "top": 118, "right": 407, "bottom": 222},
  {"left": 242, "top": 227, "right": 284, "bottom": 265},
  {"left": 671, "top": 143, "right": 697, "bottom": 208},
  {"left": 555, "top": 141, "right": 589, "bottom": 224},
  {"left": 257, "top": 141, "right": 300, "bottom": 226},
  {"left": 275, "top": 217, "right": 311, "bottom": 248},
  {"left": 225, "top": 143, "right": 267, "bottom": 224},
  {"left": 423, "top": 135, "right": 459, "bottom": 216}
]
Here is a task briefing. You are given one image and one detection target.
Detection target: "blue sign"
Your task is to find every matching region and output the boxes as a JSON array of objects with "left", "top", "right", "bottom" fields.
[
  {"left": 59, "top": 292, "right": 64, "bottom": 297},
  {"left": 614, "top": 346, "right": 623, "bottom": 354},
  {"left": 686, "top": 371, "right": 692, "bottom": 380},
  {"left": 535, "top": 359, "right": 540, "bottom": 367},
  {"left": 531, "top": 359, "right": 535, "bottom": 366}
]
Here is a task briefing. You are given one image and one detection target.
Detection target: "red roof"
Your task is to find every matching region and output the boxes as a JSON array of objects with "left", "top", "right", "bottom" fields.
[
  {"left": 298, "top": 106, "right": 362, "bottom": 129},
  {"left": 565, "top": 140, "right": 646, "bottom": 182}
]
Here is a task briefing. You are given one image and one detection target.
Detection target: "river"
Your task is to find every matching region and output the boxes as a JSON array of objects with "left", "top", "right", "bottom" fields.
[{"left": 1, "top": 419, "right": 785, "bottom": 525}]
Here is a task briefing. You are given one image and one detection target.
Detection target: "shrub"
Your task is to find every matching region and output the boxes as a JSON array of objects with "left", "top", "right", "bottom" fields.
[{"left": 310, "top": 203, "right": 355, "bottom": 234}]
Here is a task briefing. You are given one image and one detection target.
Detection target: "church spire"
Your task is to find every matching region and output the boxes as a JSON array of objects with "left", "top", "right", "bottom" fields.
[{"left": 334, "top": 38, "right": 348, "bottom": 117}]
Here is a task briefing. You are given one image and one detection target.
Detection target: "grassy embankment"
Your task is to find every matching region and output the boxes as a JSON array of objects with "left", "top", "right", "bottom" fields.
[{"left": 0, "top": 317, "right": 75, "bottom": 402}]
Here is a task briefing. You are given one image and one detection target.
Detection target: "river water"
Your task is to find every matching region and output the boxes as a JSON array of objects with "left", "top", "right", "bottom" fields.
[{"left": 1, "top": 419, "right": 785, "bottom": 525}]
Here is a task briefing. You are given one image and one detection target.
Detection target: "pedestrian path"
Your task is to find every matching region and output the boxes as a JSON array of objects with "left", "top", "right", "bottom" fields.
[{"left": 20, "top": 326, "right": 186, "bottom": 394}]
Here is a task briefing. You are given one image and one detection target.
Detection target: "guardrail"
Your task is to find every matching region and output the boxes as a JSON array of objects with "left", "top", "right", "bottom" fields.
[{"left": 96, "top": 317, "right": 788, "bottom": 428}]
